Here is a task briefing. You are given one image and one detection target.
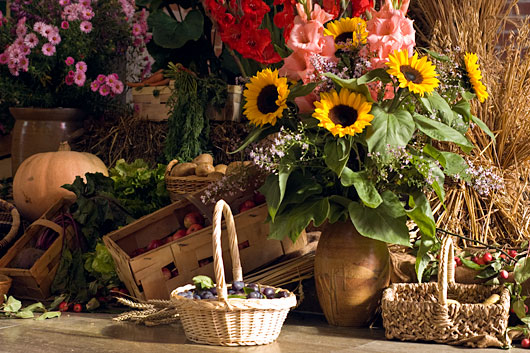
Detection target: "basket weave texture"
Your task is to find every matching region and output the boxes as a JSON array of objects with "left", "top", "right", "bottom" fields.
[
  {"left": 165, "top": 160, "right": 217, "bottom": 202},
  {"left": 171, "top": 199, "right": 297, "bottom": 346},
  {"left": 0, "top": 199, "right": 20, "bottom": 252},
  {"left": 382, "top": 235, "right": 510, "bottom": 348}
]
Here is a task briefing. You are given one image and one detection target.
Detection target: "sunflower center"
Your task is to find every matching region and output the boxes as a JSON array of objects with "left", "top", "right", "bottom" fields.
[
  {"left": 257, "top": 85, "right": 279, "bottom": 114},
  {"left": 329, "top": 104, "right": 358, "bottom": 126},
  {"left": 335, "top": 32, "right": 353, "bottom": 44},
  {"left": 400, "top": 65, "right": 423, "bottom": 84}
]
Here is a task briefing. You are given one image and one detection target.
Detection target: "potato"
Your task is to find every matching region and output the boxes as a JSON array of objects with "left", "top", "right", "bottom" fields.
[
  {"left": 226, "top": 161, "right": 254, "bottom": 176},
  {"left": 207, "top": 171, "right": 224, "bottom": 180},
  {"left": 195, "top": 163, "right": 215, "bottom": 177},
  {"left": 170, "top": 162, "right": 197, "bottom": 177},
  {"left": 214, "top": 164, "right": 227, "bottom": 174},
  {"left": 192, "top": 153, "right": 214, "bottom": 165}
]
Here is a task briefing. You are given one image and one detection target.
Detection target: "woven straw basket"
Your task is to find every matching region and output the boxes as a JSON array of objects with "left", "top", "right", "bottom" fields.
[
  {"left": 165, "top": 160, "right": 218, "bottom": 202},
  {"left": 0, "top": 199, "right": 20, "bottom": 253},
  {"left": 382, "top": 235, "right": 510, "bottom": 348},
  {"left": 171, "top": 199, "right": 297, "bottom": 346}
]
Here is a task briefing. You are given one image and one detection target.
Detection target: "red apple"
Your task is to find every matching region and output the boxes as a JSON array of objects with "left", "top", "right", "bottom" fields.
[
  {"left": 147, "top": 239, "right": 164, "bottom": 251},
  {"left": 253, "top": 192, "right": 266, "bottom": 205},
  {"left": 131, "top": 247, "right": 146, "bottom": 257},
  {"left": 162, "top": 267, "right": 171, "bottom": 280},
  {"left": 183, "top": 211, "right": 204, "bottom": 229},
  {"left": 171, "top": 229, "right": 187, "bottom": 241},
  {"left": 239, "top": 206, "right": 253, "bottom": 213},
  {"left": 186, "top": 223, "right": 204, "bottom": 235},
  {"left": 165, "top": 236, "right": 173, "bottom": 244},
  {"left": 171, "top": 268, "right": 179, "bottom": 277},
  {"left": 239, "top": 200, "right": 256, "bottom": 213}
]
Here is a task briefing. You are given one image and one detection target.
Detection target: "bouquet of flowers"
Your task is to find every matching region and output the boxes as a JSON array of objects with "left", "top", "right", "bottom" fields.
[
  {"left": 0, "top": 0, "right": 153, "bottom": 133},
  {"left": 237, "top": 0, "right": 494, "bottom": 279}
]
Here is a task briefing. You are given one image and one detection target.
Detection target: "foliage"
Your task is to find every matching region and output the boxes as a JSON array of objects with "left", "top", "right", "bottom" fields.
[
  {"left": 1, "top": 295, "right": 61, "bottom": 320},
  {"left": 239, "top": 0, "right": 493, "bottom": 282}
]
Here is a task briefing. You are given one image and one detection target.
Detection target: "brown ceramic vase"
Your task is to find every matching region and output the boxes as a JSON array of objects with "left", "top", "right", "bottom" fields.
[
  {"left": 10, "top": 107, "right": 86, "bottom": 174},
  {"left": 314, "top": 221, "right": 390, "bottom": 326}
]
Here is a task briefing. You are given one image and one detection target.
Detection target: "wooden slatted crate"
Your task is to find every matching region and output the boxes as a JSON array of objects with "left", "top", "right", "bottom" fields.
[
  {"left": 0, "top": 196, "right": 75, "bottom": 300},
  {"left": 132, "top": 84, "right": 172, "bottom": 121},
  {"left": 103, "top": 199, "right": 307, "bottom": 301}
]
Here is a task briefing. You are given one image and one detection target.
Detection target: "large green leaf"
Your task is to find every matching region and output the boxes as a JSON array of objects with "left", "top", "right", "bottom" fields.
[
  {"left": 348, "top": 190, "right": 410, "bottom": 246},
  {"left": 414, "top": 157, "right": 445, "bottom": 201},
  {"left": 287, "top": 82, "right": 318, "bottom": 100},
  {"left": 324, "top": 73, "right": 373, "bottom": 101},
  {"left": 341, "top": 168, "right": 382, "bottom": 208},
  {"left": 269, "top": 198, "right": 330, "bottom": 242},
  {"left": 413, "top": 113, "right": 474, "bottom": 153},
  {"left": 324, "top": 137, "right": 351, "bottom": 177},
  {"left": 452, "top": 100, "right": 472, "bottom": 123},
  {"left": 356, "top": 68, "right": 392, "bottom": 85},
  {"left": 471, "top": 115, "right": 495, "bottom": 141},
  {"left": 366, "top": 105, "right": 415, "bottom": 157},
  {"left": 405, "top": 193, "right": 435, "bottom": 239},
  {"left": 259, "top": 168, "right": 291, "bottom": 221},
  {"left": 415, "top": 237, "right": 435, "bottom": 283},
  {"left": 420, "top": 91, "right": 457, "bottom": 126},
  {"left": 148, "top": 10, "right": 204, "bottom": 49},
  {"left": 514, "top": 257, "right": 530, "bottom": 284},
  {"left": 278, "top": 171, "right": 322, "bottom": 212},
  {"left": 423, "top": 145, "right": 470, "bottom": 181}
]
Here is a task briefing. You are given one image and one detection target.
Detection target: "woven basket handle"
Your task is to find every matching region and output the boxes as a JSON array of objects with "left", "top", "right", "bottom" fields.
[
  {"left": 438, "top": 235, "right": 455, "bottom": 306},
  {"left": 212, "top": 199, "right": 243, "bottom": 302},
  {"left": 165, "top": 159, "right": 179, "bottom": 178},
  {"left": 29, "top": 219, "right": 65, "bottom": 237}
]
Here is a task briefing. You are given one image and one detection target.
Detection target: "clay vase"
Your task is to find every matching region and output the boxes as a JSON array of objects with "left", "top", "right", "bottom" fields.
[
  {"left": 314, "top": 221, "right": 390, "bottom": 326},
  {"left": 10, "top": 107, "right": 86, "bottom": 174}
]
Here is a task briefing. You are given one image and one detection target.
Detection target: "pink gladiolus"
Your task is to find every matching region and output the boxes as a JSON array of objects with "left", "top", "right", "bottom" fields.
[
  {"left": 61, "top": 21, "right": 69, "bottom": 29},
  {"left": 42, "top": 43, "right": 56, "bottom": 56},
  {"left": 65, "top": 56, "right": 75, "bottom": 66},
  {"left": 90, "top": 80, "right": 100, "bottom": 92},
  {"left": 75, "top": 61, "right": 87, "bottom": 72}
]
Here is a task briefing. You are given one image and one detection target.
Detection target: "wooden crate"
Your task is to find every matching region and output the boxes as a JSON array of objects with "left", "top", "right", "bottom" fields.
[
  {"left": 0, "top": 196, "right": 75, "bottom": 300},
  {"left": 132, "top": 84, "right": 171, "bottom": 122},
  {"left": 103, "top": 200, "right": 307, "bottom": 300}
]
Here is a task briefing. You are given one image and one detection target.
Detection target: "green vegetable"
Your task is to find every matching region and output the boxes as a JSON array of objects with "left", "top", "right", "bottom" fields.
[
  {"left": 193, "top": 275, "right": 214, "bottom": 290},
  {"left": 1, "top": 296, "right": 60, "bottom": 320}
]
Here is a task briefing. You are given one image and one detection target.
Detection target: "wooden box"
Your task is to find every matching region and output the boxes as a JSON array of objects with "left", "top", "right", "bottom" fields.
[
  {"left": 0, "top": 196, "right": 75, "bottom": 300},
  {"left": 132, "top": 84, "right": 171, "bottom": 121},
  {"left": 103, "top": 200, "right": 307, "bottom": 301}
]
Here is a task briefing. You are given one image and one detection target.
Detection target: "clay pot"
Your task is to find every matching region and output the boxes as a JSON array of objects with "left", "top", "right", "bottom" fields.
[
  {"left": 10, "top": 107, "right": 86, "bottom": 174},
  {"left": 314, "top": 221, "right": 390, "bottom": 326}
]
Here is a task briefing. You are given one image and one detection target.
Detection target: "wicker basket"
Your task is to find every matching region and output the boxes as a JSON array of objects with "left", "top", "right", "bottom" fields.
[
  {"left": 0, "top": 199, "right": 20, "bottom": 253},
  {"left": 165, "top": 160, "right": 218, "bottom": 202},
  {"left": 171, "top": 199, "right": 297, "bottom": 346},
  {"left": 382, "top": 235, "right": 510, "bottom": 348}
]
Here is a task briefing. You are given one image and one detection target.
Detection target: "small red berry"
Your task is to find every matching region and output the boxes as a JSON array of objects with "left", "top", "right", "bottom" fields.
[
  {"left": 472, "top": 256, "right": 479, "bottom": 264},
  {"left": 482, "top": 252, "right": 493, "bottom": 263},
  {"left": 58, "top": 301, "right": 70, "bottom": 312},
  {"left": 500, "top": 254, "right": 506, "bottom": 260},
  {"left": 455, "top": 257, "right": 462, "bottom": 266},
  {"left": 73, "top": 304, "right": 83, "bottom": 313},
  {"left": 522, "top": 338, "right": 530, "bottom": 348},
  {"left": 509, "top": 250, "right": 518, "bottom": 258},
  {"left": 476, "top": 257, "right": 486, "bottom": 266},
  {"left": 499, "top": 270, "right": 509, "bottom": 279}
]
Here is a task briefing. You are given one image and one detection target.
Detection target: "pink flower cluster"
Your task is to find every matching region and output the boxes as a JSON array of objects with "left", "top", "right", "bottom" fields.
[
  {"left": 60, "top": 0, "right": 95, "bottom": 33},
  {"left": 64, "top": 57, "right": 88, "bottom": 86},
  {"left": 89, "top": 74, "right": 124, "bottom": 97},
  {"left": 127, "top": 8, "right": 154, "bottom": 81},
  {"left": 119, "top": 0, "right": 136, "bottom": 20},
  {"left": 0, "top": 10, "right": 6, "bottom": 26},
  {"left": 131, "top": 9, "right": 152, "bottom": 48}
]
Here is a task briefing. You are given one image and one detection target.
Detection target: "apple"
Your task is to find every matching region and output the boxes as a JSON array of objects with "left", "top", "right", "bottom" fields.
[
  {"left": 183, "top": 211, "right": 204, "bottom": 229},
  {"left": 522, "top": 338, "right": 530, "bottom": 348},
  {"left": 131, "top": 247, "right": 146, "bottom": 257},
  {"left": 171, "top": 229, "right": 187, "bottom": 241},
  {"left": 162, "top": 267, "right": 171, "bottom": 280},
  {"left": 239, "top": 200, "right": 256, "bottom": 213},
  {"left": 171, "top": 268, "right": 179, "bottom": 277},
  {"left": 147, "top": 239, "right": 164, "bottom": 251},
  {"left": 186, "top": 223, "right": 204, "bottom": 235},
  {"left": 253, "top": 191, "right": 266, "bottom": 205},
  {"left": 165, "top": 236, "right": 173, "bottom": 244},
  {"left": 239, "top": 206, "right": 253, "bottom": 213}
]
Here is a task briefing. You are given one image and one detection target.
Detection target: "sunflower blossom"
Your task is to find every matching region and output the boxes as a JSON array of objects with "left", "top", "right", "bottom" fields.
[
  {"left": 324, "top": 17, "right": 368, "bottom": 50},
  {"left": 386, "top": 49, "right": 439, "bottom": 96},
  {"left": 464, "top": 52, "right": 488, "bottom": 103}
]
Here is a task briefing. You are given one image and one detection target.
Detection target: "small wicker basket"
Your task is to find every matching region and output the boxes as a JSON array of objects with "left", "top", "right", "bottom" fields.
[
  {"left": 165, "top": 160, "right": 218, "bottom": 202},
  {"left": 382, "top": 235, "right": 510, "bottom": 348},
  {"left": 0, "top": 199, "right": 21, "bottom": 253},
  {"left": 171, "top": 199, "right": 297, "bottom": 346}
]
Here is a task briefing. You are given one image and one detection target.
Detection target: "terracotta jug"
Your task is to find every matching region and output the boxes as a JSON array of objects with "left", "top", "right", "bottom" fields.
[
  {"left": 10, "top": 107, "right": 85, "bottom": 174},
  {"left": 314, "top": 221, "right": 390, "bottom": 326}
]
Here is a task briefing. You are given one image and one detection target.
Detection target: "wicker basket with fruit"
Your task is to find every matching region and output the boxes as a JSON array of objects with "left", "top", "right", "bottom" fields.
[{"left": 171, "top": 199, "right": 297, "bottom": 346}]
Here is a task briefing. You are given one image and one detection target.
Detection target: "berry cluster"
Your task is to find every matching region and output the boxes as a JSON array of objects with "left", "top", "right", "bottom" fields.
[{"left": 176, "top": 280, "right": 289, "bottom": 300}]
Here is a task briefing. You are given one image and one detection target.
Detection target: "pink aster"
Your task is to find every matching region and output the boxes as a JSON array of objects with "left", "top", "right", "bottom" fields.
[
  {"left": 82, "top": 9, "right": 95, "bottom": 20},
  {"left": 42, "top": 24, "right": 53, "bottom": 37},
  {"left": 68, "top": 70, "right": 75, "bottom": 77},
  {"left": 48, "top": 33, "right": 61, "bottom": 45},
  {"left": 61, "top": 21, "right": 69, "bottom": 30},
  {"left": 80, "top": 21, "right": 92, "bottom": 33},
  {"left": 96, "top": 74, "right": 106, "bottom": 83},
  {"left": 65, "top": 56, "right": 75, "bottom": 66},
  {"left": 105, "top": 75, "right": 117, "bottom": 88},
  {"left": 0, "top": 53, "right": 8, "bottom": 64},
  {"left": 74, "top": 70, "right": 86, "bottom": 86},
  {"left": 99, "top": 84, "right": 110, "bottom": 96},
  {"left": 90, "top": 80, "right": 100, "bottom": 92},
  {"left": 59, "top": 0, "right": 70, "bottom": 5},
  {"left": 112, "top": 80, "right": 124, "bottom": 95},
  {"left": 24, "top": 33, "right": 39, "bottom": 48},
  {"left": 132, "top": 23, "right": 142, "bottom": 37},
  {"left": 19, "top": 57, "right": 29, "bottom": 72},
  {"left": 80, "top": 0, "right": 91, "bottom": 6},
  {"left": 65, "top": 75, "right": 74, "bottom": 85},
  {"left": 42, "top": 43, "right": 56, "bottom": 56},
  {"left": 75, "top": 61, "right": 87, "bottom": 72},
  {"left": 33, "top": 22, "right": 45, "bottom": 34}
]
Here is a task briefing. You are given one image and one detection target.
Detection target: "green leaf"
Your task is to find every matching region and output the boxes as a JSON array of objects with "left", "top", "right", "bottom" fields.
[
  {"left": 515, "top": 257, "right": 530, "bottom": 284},
  {"left": 460, "top": 257, "right": 483, "bottom": 270},
  {"left": 227, "top": 294, "right": 247, "bottom": 299},
  {"left": 268, "top": 198, "right": 329, "bottom": 242},
  {"left": 452, "top": 100, "right": 472, "bottom": 123},
  {"left": 422, "top": 48, "right": 451, "bottom": 62},
  {"left": 324, "top": 137, "right": 351, "bottom": 177},
  {"left": 24, "top": 302, "right": 46, "bottom": 313},
  {"left": 420, "top": 91, "right": 457, "bottom": 126},
  {"left": 406, "top": 193, "right": 436, "bottom": 240},
  {"left": 192, "top": 275, "right": 214, "bottom": 290},
  {"left": 471, "top": 115, "right": 495, "bottom": 142},
  {"left": 366, "top": 105, "right": 415, "bottom": 157},
  {"left": 324, "top": 73, "right": 373, "bottom": 101},
  {"left": 423, "top": 145, "right": 470, "bottom": 181},
  {"left": 148, "top": 10, "right": 204, "bottom": 49},
  {"left": 413, "top": 156, "right": 445, "bottom": 201},
  {"left": 287, "top": 82, "right": 318, "bottom": 100},
  {"left": 16, "top": 310, "right": 35, "bottom": 319},
  {"left": 348, "top": 190, "right": 410, "bottom": 246},
  {"left": 340, "top": 168, "right": 382, "bottom": 208},
  {"left": 415, "top": 237, "right": 435, "bottom": 283},
  {"left": 413, "top": 113, "right": 474, "bottom": 153},
  {"left": 513, "top": 299, "right": 527, "bottom": 319},
  {"left": 278, "top": 171, "right": 322, "bottom": 211},
  {"left": 3, "top": 296, "right": 22, "bottom": 313},
  {"left": 35, "top": 311, "right": 61, "bottom": 320},
  {"left": 260, "top": 168, "right": 291, "bottom": 222},
  {"left": 356, "top": 68, "right": 392, "bottom": 85}
]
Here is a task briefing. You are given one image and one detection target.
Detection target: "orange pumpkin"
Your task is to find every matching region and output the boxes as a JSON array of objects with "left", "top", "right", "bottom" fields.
[{"left": 13, "top": 142, "right": 108, "bottom": 221}]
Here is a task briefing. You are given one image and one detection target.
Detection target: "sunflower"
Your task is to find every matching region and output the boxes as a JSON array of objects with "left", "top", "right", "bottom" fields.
[
  {"left": 243, "top": 68, "right": 290, "bottom": 127},
  {"left": 463, "top": 52, "right": 488, "bottom": 103},
  {"left": 313, "top": 88, "right": 374, "bottom": 137},
  {"left": 386, "top": 50, "right": 440, "bottom": 96},
  {"left": 324, "top": 17, "right": 368, "bottom": 49}
]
